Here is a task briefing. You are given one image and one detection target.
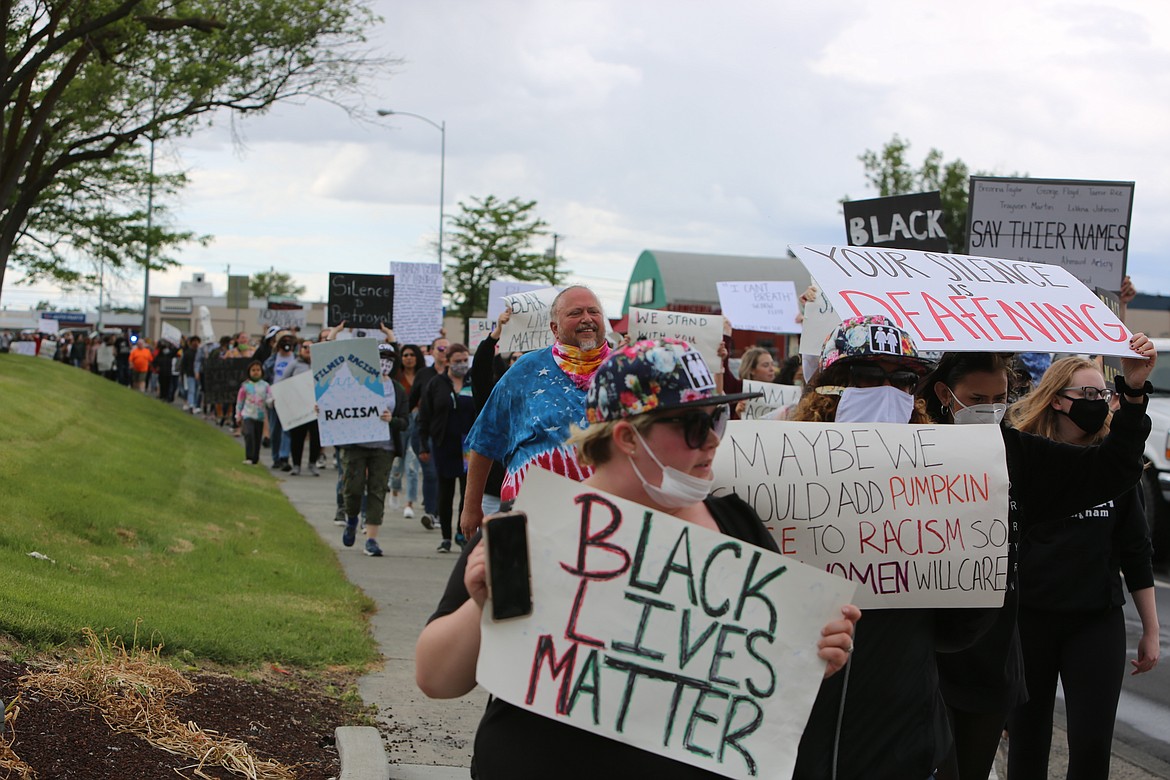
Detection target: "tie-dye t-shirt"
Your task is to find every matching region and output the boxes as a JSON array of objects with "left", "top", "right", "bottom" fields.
[{"left": 465, "top": 346, "right": 592, "bottom": 501}]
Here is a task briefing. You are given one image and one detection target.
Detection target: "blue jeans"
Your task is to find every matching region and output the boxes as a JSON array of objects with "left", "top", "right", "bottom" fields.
[
  {"left": 390, "top": 446, "right": 421, "bottom": 503},
  {"left": 270, "top": 409, "right": 285, "bottom": 464},
  {"left": 185, "top": 376, "right": 199, "bottom": 408}
]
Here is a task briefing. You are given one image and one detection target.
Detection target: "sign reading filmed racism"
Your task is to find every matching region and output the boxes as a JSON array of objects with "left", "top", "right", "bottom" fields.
[
  {"left": 498, "top": 286, "right": 560, "bottom": 353},
  {"left": 202, "top": 358, "right": 254, "bottom": 406},
  {"left": 328, "top": 273, "right": 394, "bottom": 329},
  {"left": 843, "top": 191, "right": 948, "bottom": 252},
  {"left": 789, "top": 244, "right": 1139, "bottom": 358},
  {"left": 710, "top": 420, "right": 1010, "bottom": 609},
  {"left": 740, "top": 380, "right": 802, "bottom": 421},
  {"left": 628, "top": 306, "right": 724, "bottom": 372},
  {"left": 479, "top": 469, "right": 856, "bottom": 780},
  {"left": 310, "top": 338, "right": 388, "bottom": 447},
  {"left": 967, "top": 177, "right": 1134, "bottom": 293}
]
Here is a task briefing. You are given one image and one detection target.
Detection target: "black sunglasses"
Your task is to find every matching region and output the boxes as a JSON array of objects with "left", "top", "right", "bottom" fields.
[
  {"left": 848, "top": 364, "right": 919, "bottom": 392},
  {"left": 651, "top": 405, "right": 729, "bottom": 449}
]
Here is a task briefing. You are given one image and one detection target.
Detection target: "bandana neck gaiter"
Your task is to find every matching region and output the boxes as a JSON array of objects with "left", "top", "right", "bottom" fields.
[{"left": 552, "top": 340, "right": 611, "bottom": 390}]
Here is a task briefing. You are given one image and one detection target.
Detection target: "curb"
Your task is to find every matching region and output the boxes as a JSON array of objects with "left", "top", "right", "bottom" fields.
[{"left": 336, "top": 726, "right": 389, "bottom": 780}]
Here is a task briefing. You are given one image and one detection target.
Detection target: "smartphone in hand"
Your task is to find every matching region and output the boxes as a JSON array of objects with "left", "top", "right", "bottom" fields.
[{"left": 483, "top": 511, "right": 533, "bottom": 621}]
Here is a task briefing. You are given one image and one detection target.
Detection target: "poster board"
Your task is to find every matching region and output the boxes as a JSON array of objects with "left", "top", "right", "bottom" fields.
[
  {"left": 202, "top": 358, "right": 254, "bottom": 405},
  {"left": 310, "top": 338, "right": 388, "bottom": 446},
  {"left": 160, "top": 322, "right": 183, "bottom": 346},
  {"left": 36, "top": 317, "right": 59, "bottom": 334},
  {"left": 967, "top": 177, "right": 1134, "bottom": 292},
  {"left": 258, "top": 306, "right": 306, "bottom": 332},
  {"left": 797, "top": 283, "right": 840, "bottom": 357},
  {"left": 627, "top": 307, "right": 723, "bottom": 373},
  {"left": 498, "top": 286, "right": 560, "bottom": 354},
  {"left": 711, "top": 420, "right": 1010, "bottom": 609},
  {"left": 391, "top": 261, "right": 443, "bottom": 345},
  {"left": 478, "top": 469, "right": 856, "bottom": 780},
  {"left": 270, "top": 371, "right": 316, "bottom": 430},
  {"left": 9, "top": 341, "right": 36, "bottom": 356},
  {"left": 715, "top": 281, "right": 801, "bottom": 334},
  {"left": 37, "top": 339, "right": 57, "bottom": 359},
  {"left": 468, "top": 317, "right": 493, "bottom": 353},
  {"left": 739, "top": 380, "right": 802, "bottom": 421},
  {"left": 488, "top": 280, "right": 547, "bottom": 322},
  {"left": 789, "top": 244, "right": 1139, "bottom": 358},
  {"left": 328, "top": 273, "right": 394, "bottom": 329},
  {"left": 843, "top": 191, "right": 948, "bottom": 252}
]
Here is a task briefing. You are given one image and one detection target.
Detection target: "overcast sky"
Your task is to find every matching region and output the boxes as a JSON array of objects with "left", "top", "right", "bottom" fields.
[{"left": 8, "top": 0, "right": 1170, "bottom": 319}]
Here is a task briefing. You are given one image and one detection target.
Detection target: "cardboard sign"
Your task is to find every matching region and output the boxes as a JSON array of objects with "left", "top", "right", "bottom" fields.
[
  {"left": 797, "top": 283, "right": 840, "bottom": 357},
  {"left": 36, "top": 317, "right": 59, "bottom": 334},
  {"left": 498, "top": 286, "right": 560, "bottom": 354},
  {"left": 740, "top": 381, "right": 802, "bottom": 421},
  {"left": 488, "top": 280, "right": 547, "bottom": 322},
  {"left": 479, "top": 469, "right": 856, "bottom": 780},
  {"left": 711, "top": 420, "right": 1010, "bottom": 609},
  {"left": 9, "top": 341, "right": 36, "bottom": 356},
  {"left": 328, "top": 273, "right": 394, "bottom": 329},
  {"left": 37, "top": 338, "right": 57, "bottom": 359},
  {"left": 160, "top": 322, "right": 183, "bottom": 346},
  {"left": 468, "top": 317, "right": 493, "bottom": 353},
  {"left": 967, "top": 177, "right": 1134, "bottom": 292},
  {"left": 259, "top": 306, "right": 306, "bottom": 332},
  {"left": 391, "top": 261, "right": 443, "bottom": 345},
  {"left": 627, "top": 307, "right": 723, "bottom": 373},
  {"left": 310, "top": 338, "right": 388, "bottom": 446},
  {"left": 716, "top": 281, "right": 801, "bottom": 334},
  {"left": 202, "top": 357, "right": 254, "bottom": 405},
  {"left": 843, "top": 191, "right": 948, "bottom": 252},
  {"left": 270, "top": 371, "right": 316, "bottom": 430},
  {"left": 789, "top": 244, "right": 1139, "bottom": 358}
]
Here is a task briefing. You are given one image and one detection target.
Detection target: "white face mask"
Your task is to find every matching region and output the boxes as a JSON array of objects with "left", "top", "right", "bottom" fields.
[
  {"left": 948, "top": 392, "right": 1007, "bottom": 425},
  {"left": 836, "top": 385, "right": 915, "bottom": 424},
  {"left": 629, "top": 429, "right": 714, "bottom": 508}
]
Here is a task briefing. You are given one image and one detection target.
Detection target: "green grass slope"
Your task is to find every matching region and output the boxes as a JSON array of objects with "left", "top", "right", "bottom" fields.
[{"left": 0, "top": 354, "right": 377, "bottom": 667}]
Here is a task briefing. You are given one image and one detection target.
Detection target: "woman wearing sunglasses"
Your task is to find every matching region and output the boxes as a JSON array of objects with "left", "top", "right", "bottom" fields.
[
  {"left": 415, "top": 339, "right": 860, "bottom": 779},
  {"left": 915, "top": 347, "right": 1156, "bottom": 780}
]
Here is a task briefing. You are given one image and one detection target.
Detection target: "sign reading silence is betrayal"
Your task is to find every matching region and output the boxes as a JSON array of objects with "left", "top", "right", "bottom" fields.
[
  {"left": 328, "top": 273, "right": 394, "bottom": 329},
  {"left": 711, "top": 420, "right": 1010, "bottom": 609},
  {"left": 479, "top": 469, "right": 856, "bottom": 780},
  {"left": 789, "top": 244, "right": 1139, "bottom": 358}
]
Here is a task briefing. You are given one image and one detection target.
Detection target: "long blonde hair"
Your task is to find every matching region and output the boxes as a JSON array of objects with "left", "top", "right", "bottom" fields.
[
  {"left": 738, "top": 347, "right": 773, "bottom": 381},
  {"left": 1007, "top": 356, "right": 1110, "bottom": 443}
]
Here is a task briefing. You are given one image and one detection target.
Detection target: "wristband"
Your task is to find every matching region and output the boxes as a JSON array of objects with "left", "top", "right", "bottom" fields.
[{"left": 1115, "top": 376, "right": 1153, "bottom": 398}]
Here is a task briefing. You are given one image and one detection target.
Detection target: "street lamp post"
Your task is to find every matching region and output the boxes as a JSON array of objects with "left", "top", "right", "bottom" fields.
[{"left": 376, "top": 109, "right": 446, "bottom": 268}]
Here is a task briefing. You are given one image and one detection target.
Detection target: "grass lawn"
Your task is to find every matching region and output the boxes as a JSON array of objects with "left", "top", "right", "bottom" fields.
[{"left": 0, "top": 353, "right": 377, "bottom": 668}]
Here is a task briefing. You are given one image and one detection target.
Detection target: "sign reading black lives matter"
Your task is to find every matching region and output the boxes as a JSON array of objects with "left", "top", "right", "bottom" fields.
[
  {"left": 478, "top": 469, "right": 856, "bottom": 780},
  {"left": 967, "top": 176, "right": 1134, "bottom": 293},
  {"left": 843, "top": 190, "right": 949, "bottom": 252},
  {"left": 328, "top": 273, "right": 394, "bottom": 329}
]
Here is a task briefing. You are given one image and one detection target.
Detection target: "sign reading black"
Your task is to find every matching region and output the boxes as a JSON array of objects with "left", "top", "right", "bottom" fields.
[
  {"left": 843, "top": 191, "right": 949, "bottom": 252},
  {"left": 202, "top": 357, "right": 254, "bottom": 406},
  {"left": 328, "top": 273, "right": 394, "bottom": 328}
]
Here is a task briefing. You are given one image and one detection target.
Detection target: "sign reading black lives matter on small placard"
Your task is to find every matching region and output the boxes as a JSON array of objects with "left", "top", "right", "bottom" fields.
[
  {"left": 328, "top": 273, "right": 394, "bottom": 329},
  {"left": 843, "top": 191, "right": 949, "bottom": 252},
  {"left": 967, "top": 176, "right": 1134, "bottom": 293}
]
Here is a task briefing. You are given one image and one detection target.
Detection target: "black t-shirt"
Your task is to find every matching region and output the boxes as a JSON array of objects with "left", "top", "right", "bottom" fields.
[{"left": 427, "top": 493, "right": 779, "bottom": 780}]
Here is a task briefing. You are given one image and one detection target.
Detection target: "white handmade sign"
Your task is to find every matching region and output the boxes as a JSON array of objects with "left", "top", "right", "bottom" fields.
[
  {"left": 37, "top": 339, "right": 57, "bottom": 359},
  {"left": 488, "top": 280, "right": 547, "bottom": 322},
  {"left": 798, "top": 283, "right": 841, "bottom": 357},
  {"left": 392, "top": 261, "right": 444, "bottom": 345},
  {"left": 310, "top": 338, "right": 388, "bottom": 447},
  {"left": 36, "top": 318, "right": 59, "bottom": 334},
  {"left": 740, "top": 381, "right": 802, "bottom": 421},
  {"left": 790, "top": 244, "right": 1139, "bottom": 357},
  {"left": 711, "top": 420, "right": 1010, "bottom": 609},
  {"left": 468, "top": 317, "right": 492, "bottom": 353},
  {"left": 258, "top": 307, "right": 306, "bottom": 332},
  {"left": 478, "top": 468, "right": 856, "bottom": 780},
  {"left": 498, "top": 286, "right": 560, "bottom": 354},
  {"left": 716, "top": 281, "right": 801, "bottom": 334},
  {"left": 270, "top": 371, "right": 316, "bottom": 430},
  {"left": 627, "top": 307, "right": 723, "bottom": 372},
  {"left": 9, "top": 341, "right": 36, "bottom": 356},
  {"left": 160, "top": 322, "right": 183, "bottom": 346}
]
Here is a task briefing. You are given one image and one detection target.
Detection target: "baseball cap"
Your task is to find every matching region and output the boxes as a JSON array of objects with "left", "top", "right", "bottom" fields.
[
  {"left": 585, "top": 339, "right": 761, "bottom": 424},
  {"left": 377, "top": 342, "right": 396, "bottom": 358},
  {"left": 820, "top": 315, "right": 932, "bottom": 374},
  {"left": 265, "top": 325, "right": 281, "bottom": 340}
]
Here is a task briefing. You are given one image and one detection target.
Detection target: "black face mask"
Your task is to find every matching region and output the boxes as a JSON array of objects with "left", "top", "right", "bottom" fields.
[{"left": 1059, "top": 397, "right": 1110, "bottom": 434}]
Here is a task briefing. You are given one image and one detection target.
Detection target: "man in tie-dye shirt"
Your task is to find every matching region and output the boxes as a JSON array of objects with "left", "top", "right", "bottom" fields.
[{"left": 460, "top": 286, "right": 609, "bottom": 536}]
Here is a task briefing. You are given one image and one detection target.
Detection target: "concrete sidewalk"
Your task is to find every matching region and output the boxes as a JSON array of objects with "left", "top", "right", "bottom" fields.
[{"left": 268, "top": 449, "right": 1167, "bottom": 780}]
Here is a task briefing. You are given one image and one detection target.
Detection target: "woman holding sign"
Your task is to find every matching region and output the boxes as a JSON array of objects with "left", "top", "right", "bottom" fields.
[
  {"left": 415, "top": 339, "right": 860, "bottom": 779},
  {"left": 917, "top": 347, "right": 1155, "bottom": 780}
]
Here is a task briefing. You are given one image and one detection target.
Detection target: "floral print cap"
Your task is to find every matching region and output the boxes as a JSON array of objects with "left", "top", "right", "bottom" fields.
[
  {"left": 585, "top": 338, "right": 762, "bottom": 424},
  {"left": 820, "top": 314, "right": 932, "bottom": 374}
]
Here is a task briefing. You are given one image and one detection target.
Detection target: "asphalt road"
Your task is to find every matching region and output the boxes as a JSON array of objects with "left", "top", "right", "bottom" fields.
[{"left": 1108, "top": 574, "right": 1170, "bottom": 773}]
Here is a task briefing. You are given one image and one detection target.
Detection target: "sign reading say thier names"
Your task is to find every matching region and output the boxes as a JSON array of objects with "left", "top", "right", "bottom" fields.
[
  {"left": 328, "top": 273, "right": 394, "bottom": 329},
  {"left": 711, "top": 420, "right": 1010, "bottom": 609},
  {"left": 310, "top": 338, "right": 388, "bottom": 447},
  {"left": 478, "top": 469, "right": 856, "bottom": 780},
  {"left": 790, "top": 244, "right": 1139, "bottom": 358}
]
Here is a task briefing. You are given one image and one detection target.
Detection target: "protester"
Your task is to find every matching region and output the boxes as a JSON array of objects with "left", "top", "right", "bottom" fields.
[
  {"left": 418, "top": 343, "right": 476, "bottom": 552},
  {"left": 154, "top": 339, "right": 178, "bottom": 402},
  {"left": 235, "top": 360, "right": 272, "bottom": 465},
  {"left": 1004, "top": 357, "right": 1159, "bottom": 780},
  {"left": 284, "top": 339, "right": 321, "bottom": 476},
  {"left": 470, "top": 308, "right": 514, "bottom": 515},
  {"left": 917, "top": 347, "right": 1155, "bottom": 780},
  {"left": 416, "top": 338, "right": 860, "bottom": 779},
  {"left": 390, "top": 343, "right": 425, "bottom": 520},
  {"left": 95, "top": 335, "right": 117, "bottom": 381},
  {"left": 461, "top": 286, "right": 608, "bottom": 537},
  {"left": 408, "top": 335, "right": 449, "bottom": 529},
  {"left": 737, "top": 346, "right": 776, "bottom": 383},
  {"left": 114, "top": 333, "right": 132, "bottom": 385},
  {"left": 264, "top": 330, "right": 298, "bottom": 470}
]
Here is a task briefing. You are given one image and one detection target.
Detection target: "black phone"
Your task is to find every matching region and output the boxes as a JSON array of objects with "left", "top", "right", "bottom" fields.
[{"left": 483, "top": 511, "right": 533, "bottom": 621}]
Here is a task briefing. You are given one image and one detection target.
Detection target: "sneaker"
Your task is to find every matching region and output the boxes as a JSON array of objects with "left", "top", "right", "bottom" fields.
[
  {"left": 389, "top": 493, "right": 400, "bottom": 509},
  {"left": 364, "top": 539, "right": 383, "bottom": 557},
  {"left": 242, "top": 459, "right": 253, "bottom": 465},
  {"left": 455, "top": 532, "right": 467, "bottom": 547},
  {"left": 262, "top": 436, "right": 271, "bottom": 447},
  {"left": 403, "top": 506, "right": 415, "bottom": 519},
  {"left": 290, "top": 465, "right": 300, "bottom": 476},
  {"left": 281, "top": 462, "right": 293, "bottom": 472},
  {"left": 308, "top": 464, "right": 320, "bottom": 477},
  {"left": 420, "top": 513, "right": 434, "bottom": 531},
  {"left": 342, "top": 518, "right": 358, "bottom": 547},
  {"left": 333, "top": 512, "right": 348, "bottom": 527},
  {"left": 437, "top": 540, "right": 452, "bottom": 553},
  {"left": 271, "top": 460, "right": 283, "bottom": 470},
  {"left": 430, "top": 518, "right": 441, "bottom": 530},
  {"left": 316, "top": 456, "right": 327, "bottom": 469}
]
